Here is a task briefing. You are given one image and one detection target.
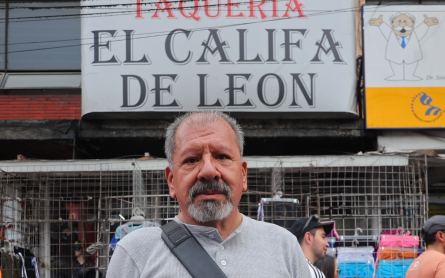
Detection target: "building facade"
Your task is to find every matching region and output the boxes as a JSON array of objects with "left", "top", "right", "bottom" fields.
[{"left": 0, "top": 1, "right": 444, "bottom": 277}]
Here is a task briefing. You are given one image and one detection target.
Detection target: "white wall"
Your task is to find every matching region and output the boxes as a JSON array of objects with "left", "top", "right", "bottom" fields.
[{"left": 378, "top": 131, "right": 445, "bottom": 152}]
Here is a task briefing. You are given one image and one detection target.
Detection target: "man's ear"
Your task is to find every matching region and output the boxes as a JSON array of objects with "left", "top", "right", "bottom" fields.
[
  {"left": 304, "top": 231, "right": 312, "bottom": 245},
  {"left": 242, "top": 160, "right": 248, "bottom": 192},
  {"left": 165, "top": 166, "right": 176, "bottom": 199},
  {"left": 437, "top": 231, "right": 445, "bottom": 243}
]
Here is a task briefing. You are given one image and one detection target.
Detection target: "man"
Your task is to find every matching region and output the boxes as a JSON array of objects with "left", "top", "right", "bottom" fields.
[
  {"left": 107, "top": 111, "right": 310, "bottom": 277},
  {"left": 290, "top": 215, "right": 334, "bottom": 278},
  {"left": 369, "top": 13, "right": 439, "bottom": 81},
  {"left": 72, "top": 241, "right": 94, "bottom": 278},
  {"left": 406, "top": 215, "right": 445, "bottom": 278}
]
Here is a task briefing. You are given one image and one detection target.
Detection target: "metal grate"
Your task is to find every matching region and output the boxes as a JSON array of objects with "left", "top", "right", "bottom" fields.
[{"left": 0, "top": 156, "right": 428, "bottom": 277}]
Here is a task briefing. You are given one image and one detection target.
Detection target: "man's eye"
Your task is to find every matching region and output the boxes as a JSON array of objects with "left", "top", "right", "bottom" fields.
[
  {"left": 186, "top": 158, "right": 198, "bottom": 164},
  {"left": 216, "top": 155, "right": 228, "bottom": 160}
]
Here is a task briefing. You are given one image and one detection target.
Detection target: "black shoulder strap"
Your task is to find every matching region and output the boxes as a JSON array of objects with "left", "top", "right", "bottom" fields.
[{"left": 161, "top": 221, "right": 228, "bottom": 278}]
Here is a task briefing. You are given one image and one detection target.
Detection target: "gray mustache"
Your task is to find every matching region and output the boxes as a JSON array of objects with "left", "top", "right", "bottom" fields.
[{"left": 189, "top": 181, "right": 232, "bottom": 203}]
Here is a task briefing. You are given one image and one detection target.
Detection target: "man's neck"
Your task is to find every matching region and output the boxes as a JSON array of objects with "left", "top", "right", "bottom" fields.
[
  {"left": 177, "top": 210, "right": 243, "bottom": 240},
  {"left": 301, "top": 245, "right": 317, "bottom": 264},
  {"left": 427, "top": 243, "right": 445, "bottom": 254},
  {"left": 77, "top": 255, "right": 85, "bottom": 265}
]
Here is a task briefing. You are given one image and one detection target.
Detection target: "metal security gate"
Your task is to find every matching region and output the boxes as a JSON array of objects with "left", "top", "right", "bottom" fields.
[{"left": 0, "top": 155, "right": 428, "bottom": 277}]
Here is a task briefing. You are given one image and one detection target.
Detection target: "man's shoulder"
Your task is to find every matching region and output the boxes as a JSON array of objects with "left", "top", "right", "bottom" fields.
[
  {"left": 116, "top": 226, "right": 164, "bottom": 250},
  {"left": 421, "top": 250, "right": 445, "bottom": 260},
  {"left": 245, "top": 216, "right": 295, "bottom": 235},
  {"left": 243, "top": 216, "right": 298, "bottom": 245},
  {"left": 306, "top": 259, "right": 326, "bottom": 278}
]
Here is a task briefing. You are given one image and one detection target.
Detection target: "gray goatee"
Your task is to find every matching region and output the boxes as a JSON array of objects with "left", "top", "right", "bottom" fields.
[{"left": 187, "top": 181, "right": 233, "bottom": 223}]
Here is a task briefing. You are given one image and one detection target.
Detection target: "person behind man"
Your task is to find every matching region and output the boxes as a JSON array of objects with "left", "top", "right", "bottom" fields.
[
  {"left": 72, "top": 241, "right": 94, "bottom": 278},
  {"left": 107, "top": 111, "right": 310, "bottom": 278},
  {"left": 406, "top": 215, "right": 445, "bottom": 278},
  {"left": 314, "top": 255, "right": 341, "bottom": 278},
  {"left": 290, "top": 215, "right": 334, "bottom": 278}
]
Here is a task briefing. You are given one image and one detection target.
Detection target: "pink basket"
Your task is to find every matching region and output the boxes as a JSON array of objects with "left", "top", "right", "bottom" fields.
[{"left": 379, "top": 233, "right": 419, "bottom": 248}]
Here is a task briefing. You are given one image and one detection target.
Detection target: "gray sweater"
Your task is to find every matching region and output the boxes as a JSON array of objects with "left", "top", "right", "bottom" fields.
[{"left": 107, "top": 214, "right": 311, "bottom": 278}]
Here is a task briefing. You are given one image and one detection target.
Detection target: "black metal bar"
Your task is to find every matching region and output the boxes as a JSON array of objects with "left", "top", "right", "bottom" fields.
[{"left": 5, "top": 0, "right": 9, "bottom": 70}]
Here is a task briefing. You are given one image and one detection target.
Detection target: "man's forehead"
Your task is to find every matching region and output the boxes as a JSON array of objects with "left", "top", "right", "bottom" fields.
[
  {"left": 176, "top": 117, "right": 234, "bottom": 139},
  {"left": 174, "top": 117, "right": 238, "bottom": 150}
]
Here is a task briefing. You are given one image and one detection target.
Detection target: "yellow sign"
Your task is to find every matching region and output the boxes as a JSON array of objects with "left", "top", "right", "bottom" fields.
[{"left": 366, "top": 87, "right": 445, "bottom": 128}]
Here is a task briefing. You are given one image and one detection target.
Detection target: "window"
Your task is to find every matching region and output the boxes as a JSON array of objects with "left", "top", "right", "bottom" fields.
[{"left": 7, "top": 1, "right": 81, "bottom": 70}]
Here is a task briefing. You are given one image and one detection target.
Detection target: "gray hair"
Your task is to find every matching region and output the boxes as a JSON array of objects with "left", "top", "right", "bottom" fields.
[
  {"left": 164, "top": 111, "right": 244, "bottom": 168},
  {"left": 390, "top": 13, "right": 416, "bottom": 22}
]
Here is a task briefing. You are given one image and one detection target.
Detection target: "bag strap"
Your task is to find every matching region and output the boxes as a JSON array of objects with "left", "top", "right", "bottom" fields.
[{"left": 161, "top": 221, "right": 228, "bottom": 278}]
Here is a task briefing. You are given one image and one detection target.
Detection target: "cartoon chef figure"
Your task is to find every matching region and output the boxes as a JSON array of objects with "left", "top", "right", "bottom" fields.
[{"left": 369, "top": 13, "right": 439, "bottom": 81}]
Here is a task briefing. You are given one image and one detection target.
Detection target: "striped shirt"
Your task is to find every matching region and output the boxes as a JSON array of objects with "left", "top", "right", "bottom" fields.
[{"left": 306, "top": 258, "right": 326, "bottom": 278}]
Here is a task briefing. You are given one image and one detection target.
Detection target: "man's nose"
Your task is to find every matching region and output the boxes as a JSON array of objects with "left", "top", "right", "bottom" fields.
[{"left": 197, "top": 155, "right": 221, "bottom": 182}]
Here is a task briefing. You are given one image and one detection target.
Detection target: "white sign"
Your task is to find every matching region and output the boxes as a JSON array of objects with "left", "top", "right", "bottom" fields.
[
  {"left": 363, "top": 5, "right": 445, "bottom": 129},
  {"left": 81, "top": 0, "right": 357, "bottom": 117},
  {"left": 363, "top": 5, "right": 445, "bottom": 88}
]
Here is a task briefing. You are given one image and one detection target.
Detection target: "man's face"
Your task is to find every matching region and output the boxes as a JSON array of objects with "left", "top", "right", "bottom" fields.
[
  {"left": 165, "top": 118, "right": 247, "bottom": 223},
  {"left": 74, "top": 248, "right": 83, "bottom": 257},
  {"left": 309, "top": 227, "right": 329, "bottom": 261},
  {"left": 391, "top": 14, "right": 415, "bottom": 37}
]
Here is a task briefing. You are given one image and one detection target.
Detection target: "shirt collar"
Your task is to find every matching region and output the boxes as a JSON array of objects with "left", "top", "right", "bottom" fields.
[{"left": 173, "top": 214, "right": 247, "bottom": 242}]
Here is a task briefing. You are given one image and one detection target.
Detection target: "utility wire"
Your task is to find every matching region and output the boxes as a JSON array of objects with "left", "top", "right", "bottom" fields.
[
  {"left": 0, "top": 4, "right": 360, "bottom": 47},
  {"left": 0, "top": 6, "right": 361, "bottom": 54},
  {"left": 0, "top": 1, "right": 347, "bottom": 23},
  {"left": 0, "top": 0, "right": 428, "bottom": 10},
  {"left": 0, "top": 1, "right": 422, "bottom": 23},
  {"left": 0, "top": 2, "right": 434, "bottom": 52}
]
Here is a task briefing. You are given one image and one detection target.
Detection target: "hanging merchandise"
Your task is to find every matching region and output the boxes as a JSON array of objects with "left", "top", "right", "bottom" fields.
[
  {"left": 326, "top": 248, "right": 336, "bottom": 258},
  {"left": 64, "top": 204, "right": 80, "bottom": 221},
  {"left": 2, "top": 186, "right": 23, "bottom": 243},
  {"left": 374, "top": 247, "right": 418, "bottom": 278},
  {"left": 378, "top": 233, "right": 419, "bottom": 248},
  {"left": 380, "top": 229, "right": 403, "bottom": 236},
  {"left": 372, "top": 228, "right": 420, "bottom": 278},
  {"left": 30, "top": 258, "right": 39, "bottom": 278},
  {"left": 110, "top": 208, "right": 160, "bottom": 250},
  {"left": 0, "top": 251, "right": 21, "bottom": 278},
  {"left": 114, "top": 220, "right": 160, "bottom": 240},
  {"left": 257, "top": 200, "right": 264, "bottom": 222},
  {"left": 260, "top": 198, "right": 301, "bottom": 229},
  {"left": 14, "top": 247, "right": 36, "bottom": 278},
  {"left": 337, "top": 246, "right": 375, "bottom": 262},
  {"left": 337, "top": 228, "right": 379, "bottom": 249},
  {"left": 326, "top": 222, "right": 340, "bottom": 241},
  {"left": 17, "top": 253, "right": 27, "bottom": 278},
  {"left": 375, "top": 246, "right": 418, "bottom": 261},
  {"left": 374, "top": 259, "right": 414, "bottom": 278},
  {"left": 338, "top": 260, "right": 374, "bottom": 278},
  {"left": 337, "top": 227, "right": 377, "bottom": 278},
  {"left": 327, "top": 237, "right": 336, "bottom": 248}
]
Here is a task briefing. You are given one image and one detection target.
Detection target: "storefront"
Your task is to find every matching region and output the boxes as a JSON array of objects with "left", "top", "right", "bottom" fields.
[
  {"left": 1, "top": 1, "right": 444, "bottom": 278},
  {"left": 0, "top": 154, "right": 430, "bottom": 277}
]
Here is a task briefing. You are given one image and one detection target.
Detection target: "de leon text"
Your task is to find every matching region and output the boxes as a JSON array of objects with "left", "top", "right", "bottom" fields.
[{"left": 90, "top": 28, "right": 345, "bottom": 109}]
